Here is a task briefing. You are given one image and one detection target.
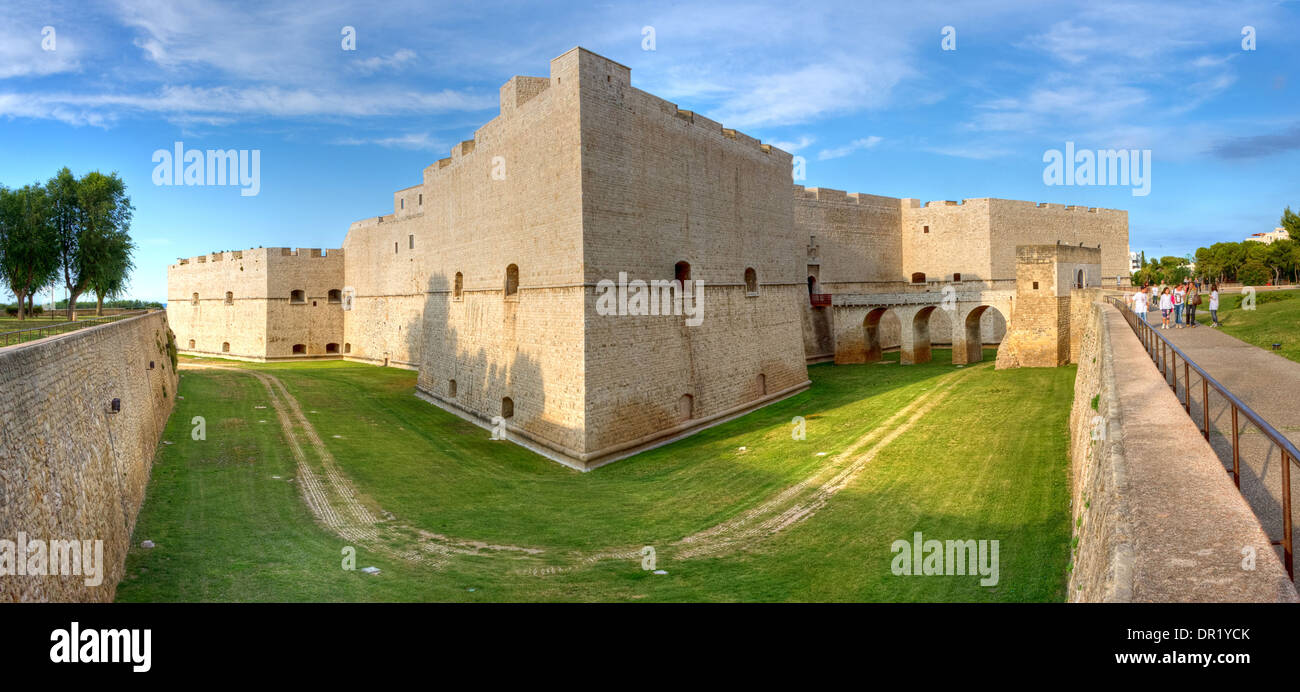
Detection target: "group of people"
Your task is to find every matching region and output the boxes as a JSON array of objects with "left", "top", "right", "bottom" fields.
[{"left": 1128, "top": 278, "right": 1220, "bottom": 329}]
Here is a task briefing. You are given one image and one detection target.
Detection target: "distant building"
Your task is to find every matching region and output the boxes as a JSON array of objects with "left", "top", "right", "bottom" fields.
[
  {"left": 1245, "top": 228, "right": 1290, "bottom": 244},
  {"left": 1129, "top": 250, "right": 1142, "bottom": 272}
]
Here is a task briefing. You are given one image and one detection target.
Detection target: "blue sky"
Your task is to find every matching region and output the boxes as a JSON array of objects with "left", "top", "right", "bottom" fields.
[{"left": 1, "top": 0, "right": 1297, "bottom": 302}]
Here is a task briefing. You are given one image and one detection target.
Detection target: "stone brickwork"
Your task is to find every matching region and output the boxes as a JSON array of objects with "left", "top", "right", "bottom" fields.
[
  {"left": 167, "top": 248, "right": 344, "bottom": 361},
  {"left": 996, "top": 245, "right": 1101, "bottom": 369},
  {"left": 0, "top": 312, "right": 178, "bottom": 601},
  {"left": 164, "top": 46, "right": 1128, "bottom": 469}
]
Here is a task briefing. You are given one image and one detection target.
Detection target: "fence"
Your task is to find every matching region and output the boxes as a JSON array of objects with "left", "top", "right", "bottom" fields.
[
  {"left": 1106, "top": 295, "right": 1300, "bottom": 577},
  {"left": 0, "top": 310, "right": 151, "bottom": 348}
]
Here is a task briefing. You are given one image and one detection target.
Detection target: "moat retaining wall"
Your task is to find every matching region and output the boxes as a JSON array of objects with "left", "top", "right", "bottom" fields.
[
  {"left": 1068, "top": 301, "right": 1296, "bottom": 602},
  {"left": 0, "top": 312, "right": 178, "bottom": 602}
]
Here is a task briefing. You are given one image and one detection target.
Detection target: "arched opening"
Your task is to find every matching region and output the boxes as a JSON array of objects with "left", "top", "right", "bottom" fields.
[
  {"left": 448, "top": 379, "right": 457, "bottom": 398},
  {"left": 504, "top": 264, "right": 519, "bottom": 298},
  {"left": 906, "top": 306, "right": 937, "bottom": 364},
  {"left": 675, "top": 261, "right": 691, "bottom": 283},
  {"left": 959, "top": 305, "right": 1008, "bottom": 364},
  {"left": 290, "top": 289, "right": 305, "bottom": 304},
  {"left": 224, "top": 291, "right": 233, "bottom": 305},
  {"left": 221, "top": 342, "right": 230, "bottom": 353},
  {"left": 325, "top": 343, "right": 339, "bottom": 354},
  {"left": 757, "top": 373, "right": 767, "bottom": 395},
  {"left": 343, "top": 343, "right": 351, "bottom": 354},
  {"left": 191, "top": 292, "right": 199, "bottom": 305},
  {"left": 678, "top": 393, "right": 694, "bottom": 421},
  {"left": 501, "top": 397, "right": 514, "bottom": 419},
  {"left": 1076, "top": 269, "right": 1085, "bottom": 289},
  {"left": 910, "top": 272, "right": 926, "bottom": 284},
  {"left": 453, "top": 272, "right": 463, "bottom": 300},
  {"left": 328, "top": 289, "right": 341, "bottom": 303},
  {"left": 863, "top": 308, "right": 889, "bottom": 362},
  {"left": 744, "top": 267, "right": 758, "bottom": 294},
  {"left": 292, "top": 344, "right": 306, "bottom": 355}
]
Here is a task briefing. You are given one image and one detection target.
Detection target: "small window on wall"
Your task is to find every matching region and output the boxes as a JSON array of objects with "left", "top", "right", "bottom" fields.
[
  {"left": 188, "top": 339, "right": 195, "bottom": 349},
  {"left": 952, "top": 273, "right": 961, "bottom": 283},
  {"left": 675, "top": 261, "right": 691, "bottom": 282},
  {"left": 504, "top": 264, "right": 519, "bottom": 298},
  {"left": 454, "top": 272, "right": 463, "bottom": 300},
  {"left": 501, "top": 397, "right": 514, "bottom": 419},
  {"left": 448, "top": 379, "right": 457, "bottom": 397},
  {"left": 418, "top": 193, "right": 423, "bottom": 206},
  {"left": 911, "top": 272, "right": 926, "bottom": 284},
  {"left": 225, "top": 291, "right": 233, "bottom": 305},
  {"left": 191, "top": 293, "right": 199, "bottom": 305},
  {"left": 292, "top": 344, "right": 306, "bottom": 355},
  {"left": 222, "top": 342, "right": 230, "bottom": 353},
  {"left": 678, "top": 394, "right": 694, "bottom": 421},
  {"left": 744, "top": 267, "right": 758, "bottom": 294},
  {"left": 1033, "top": 281, "right": 1040, "bottom": 290},
  {"left": 290, "top": 289, "right": 305, "bottom": 304},
  {"left": 400, "top": 198, "right": 404, "bottom": 210},
  {"left": 923, "top": 225, "right": 930, "bottom": 234},
  {"left": 326, "top": 343, "right": 339, "bottom": 354},
  {"left": 343, "top": 343, "right": 351, "bottom": 354},
  {"left": 394, "top": 242, "right": 398, "bottom": 254},
  {"left": 757, "top": 373, "right": 767, "bottom": 395},
  {"left": 328, "top": 289, "right": 342, "bottom": 303},
  {"left": 408, "top": 234, "right": 414, "bottom": 250},
  {"left": 1076, "top": 269, "right": 1085, "bottom": 289}
]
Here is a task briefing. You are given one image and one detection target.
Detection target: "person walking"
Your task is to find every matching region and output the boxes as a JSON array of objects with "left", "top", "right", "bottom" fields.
[
  {"left": 1133, "top": 285, "right": 1150, "bottom": 324},
  {"left": 1159, "top": 287, "right": 1173, "bottom": 329},
  {"left": 1172, "top": 281, "right": 1185, "bottom": 327},
  {"left": 1209, "top": 283, "right": 1220, "bottom": 327},
  {"left": 1186, "top": 280, "right": 1200, "bottom": 327}
]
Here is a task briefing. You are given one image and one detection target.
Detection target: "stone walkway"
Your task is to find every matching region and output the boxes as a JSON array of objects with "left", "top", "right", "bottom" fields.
[{"left": 1127, "top": 312, "right": 1300, "bottom": 570}]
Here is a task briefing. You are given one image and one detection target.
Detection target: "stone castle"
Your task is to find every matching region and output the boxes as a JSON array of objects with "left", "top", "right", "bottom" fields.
[{"left": 168, "top": 47, "right": 1129, "bottom": 470}]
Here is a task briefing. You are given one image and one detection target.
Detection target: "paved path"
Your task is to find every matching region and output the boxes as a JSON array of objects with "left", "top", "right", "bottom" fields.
[{"left": 1125, "top": 313, "right": 1300, "bottom": 563}]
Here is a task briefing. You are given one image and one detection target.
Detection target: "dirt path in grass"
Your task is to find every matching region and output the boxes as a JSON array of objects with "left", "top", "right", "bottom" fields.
[
  {"left": 180, "top": 361, "right": 974, "bottom": 574},
  {"left": 182, "top": 364, "right": 542, "bottom": 567}
]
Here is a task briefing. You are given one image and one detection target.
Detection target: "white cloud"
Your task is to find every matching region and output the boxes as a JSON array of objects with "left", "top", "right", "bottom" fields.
[
  {"left": 351, "top": 49, "right": 418, "bottom": 75},
  {"left": 334, "top": 132, "right": 443, "bottom": 151},
  {"left": 817, "top": 136, "right": 882, "bottom": 161},
  {"left": 770, "top": 135, "right": 815, "bottom": 153}
]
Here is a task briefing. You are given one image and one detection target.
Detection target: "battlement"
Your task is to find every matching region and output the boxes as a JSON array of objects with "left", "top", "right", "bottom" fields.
[
  {"left": 172, "top": 247, "right": 341, "bottom": 268},
  {"left": 793, "top": 186, "right": 902, "bottom": 207},
  {"left": 990, "top": 199, "right": 1125, "bottom": 215}
]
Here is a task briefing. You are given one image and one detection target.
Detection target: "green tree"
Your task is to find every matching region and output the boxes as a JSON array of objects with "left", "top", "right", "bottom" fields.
[
  {"left": 1282, "top": 206, "right": 1300, "bottom": 240},
  {"left": 48, "top": 168, "right": 134, "bottom": 320},
  {"left": 83, "top": 227, "right": 135, "bottom": 315},
  {"left": 1239, "top": 259, "right": 1269, "bottom": 286},
  {"left": 0, "top": 184, "right": 60, "bottom": 320}
]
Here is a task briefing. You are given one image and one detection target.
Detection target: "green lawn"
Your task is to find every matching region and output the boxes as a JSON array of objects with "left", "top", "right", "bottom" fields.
[
  {"left": 1215, "top": 289, "right": 1300, "bottom": 363},
  {"left": 117, "top": 349, "right": 1075, "bottom": 602}
]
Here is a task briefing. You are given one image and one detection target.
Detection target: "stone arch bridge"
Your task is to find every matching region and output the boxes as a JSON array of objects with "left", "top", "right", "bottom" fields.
[{"left": 831, "top": 287, "right": 1015, "bottom": 366}]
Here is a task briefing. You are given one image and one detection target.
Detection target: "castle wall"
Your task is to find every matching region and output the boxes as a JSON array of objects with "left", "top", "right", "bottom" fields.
[
  {"left": 167, "top": 250, "right": 267, "bottom": 358},
  {"left": 167, "top": 248, "right": 344, "bottom": 360},
  {"left": 988, "top": 200, "right": 1128, "bottom": 281},
  {"left": 576, "top": 49, "right": 809, "bottom": 462},
  {"left": 263, "top": 248, "right": 345, "bottom": 358},
  {"left": 900, "top": 199, "right": 995, "bottom": 283},
  {"left": 403, "top": 47, "right": 588, "bottom": 456},
  {"left": 0, "top": 312, "right": 178, "bottom": 601}
]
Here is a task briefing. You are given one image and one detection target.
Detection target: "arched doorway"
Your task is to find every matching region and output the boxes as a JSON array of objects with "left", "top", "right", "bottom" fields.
[
  {"left": 1076, "top": 269, "right": 1085, "bottom": 289},
  {"left": 958, "top": 305, "right": 1008, "bottom": 364},
  {"left": 863, "top": 307, "right": 889, "bottom": 362}
]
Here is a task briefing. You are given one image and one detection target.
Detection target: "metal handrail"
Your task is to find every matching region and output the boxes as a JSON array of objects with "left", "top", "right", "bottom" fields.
[
  {"left": 0, "top": 310, "right": 149, "bottom": 347},
  {"left": 1107, "top": 295, "right": 1300, "bottom": 577}
]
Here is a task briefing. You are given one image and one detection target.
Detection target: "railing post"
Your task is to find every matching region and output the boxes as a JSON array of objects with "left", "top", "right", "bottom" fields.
[
  {"left": 1202, "top": 376, "right": 1210, "bottom": 440},
  {"left": 1283, "top": 450, "right": 1294, "bottom": 579},
  {"left": 1231, "top": 406, "right": 1241, "bottom": 489},
  {"left": 1183, "top": 361, "right": 1190, "bottom": 412}
]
